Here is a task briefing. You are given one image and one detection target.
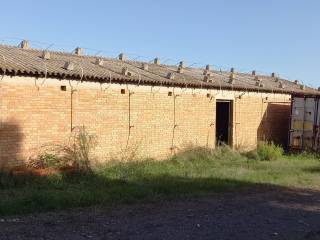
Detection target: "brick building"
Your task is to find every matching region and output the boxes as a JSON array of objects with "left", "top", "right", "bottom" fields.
[{"left": 0, "top": 42, "right": 319, "bottom": 168}]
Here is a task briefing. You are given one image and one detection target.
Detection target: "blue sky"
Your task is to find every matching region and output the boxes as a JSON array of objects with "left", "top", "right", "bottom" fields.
[{"left": 0, "top": 0, "right": 319, "bottom": 87}]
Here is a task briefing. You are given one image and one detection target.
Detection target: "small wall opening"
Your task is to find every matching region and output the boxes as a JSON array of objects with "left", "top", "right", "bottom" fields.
[{"left": 216, "top": 100, "right": 233, "bottom": 146}]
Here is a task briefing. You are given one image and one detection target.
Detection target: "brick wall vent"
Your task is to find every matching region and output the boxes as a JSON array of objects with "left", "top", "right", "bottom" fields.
[
  {"left": 177, "top": 61, "right": 184, "bottom": 73},
  {"left": 74, "top": 47, "right": 84, "bottom": 56},
  {"left": 119, "top": 53, "right": 126, "bottom": 61},
  {"left": 229, "top": 73, "right": 234, "bottom": 84},
  {"left": 154, "top": 58, "right": 160, "bottom": 65},
  {"left": 64, "top": 62, "right": 74, "bottom": 71},
  {"left": 203, "top": 68, "right": 212, "bottom": 76},
  {"left": 20, "top": 40, "right": 30, "bottom": 49},
  {"left": 95, "top": 58, "right": 104, "bottom": 66},
  {"left": 167, "top": 72, "right": 175, "bottom": 80},
  {"left": 142, "top": 63, "right": 149, "bottom": 70},
  {"left": 254, "top": 76, "right": 261, "bottom": 82},
  {"left": 177, "top": 66, "right": 184, "bottom": 74},
  {"left": 42, "top": 51, "right": 51, "bottom": 60},
  {"left": 279, "top": 82, "right": 285, "bottom": 89},
  {"left": 122, "top": 67, "right": 132, "bottom": 76}
]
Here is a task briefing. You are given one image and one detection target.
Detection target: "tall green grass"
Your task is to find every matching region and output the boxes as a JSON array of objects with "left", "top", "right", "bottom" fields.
[{"left": 0, "top": 145, "right": 319, "bottom": 216}]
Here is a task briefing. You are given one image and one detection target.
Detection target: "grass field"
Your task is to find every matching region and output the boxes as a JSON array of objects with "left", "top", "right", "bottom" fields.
[{"left": 0, "top": 144, "right": 319, "bottom": 216}]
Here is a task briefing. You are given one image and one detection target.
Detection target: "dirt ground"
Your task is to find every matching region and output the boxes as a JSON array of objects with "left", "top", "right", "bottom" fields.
[{"left": 0, "top": 187, "right": 320, "bottom": 240}]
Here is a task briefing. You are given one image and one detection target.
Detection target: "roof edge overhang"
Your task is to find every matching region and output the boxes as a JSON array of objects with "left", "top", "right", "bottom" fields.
[{"left": 0, "top": 68, "right": 319, "bottom": 97}]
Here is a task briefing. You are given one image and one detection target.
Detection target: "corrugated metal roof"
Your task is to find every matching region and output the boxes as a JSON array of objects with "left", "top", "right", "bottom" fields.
[{"left": 0, "top": 44, "right": 318, "bottom": 95}]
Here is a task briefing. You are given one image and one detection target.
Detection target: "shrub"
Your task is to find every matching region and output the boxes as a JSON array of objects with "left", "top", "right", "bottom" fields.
[
  {"left": 256, "top": 142, "right": 284, "bottom": 161},
  {"left": 244, "top": 150, "right": 260, "bottom": 161},
  {"left": 28, "top": 126, "right": 96, "bottom": 170},
  {"left": 28, "top": 148, "right": 65, "bottom": 169},
  {"left": 212, "top": 144, "right": 243, "bottom": 161},
  {"left": 118, "top": 142, "right": 140, "bottom": 162},
  {"left": 39, "top": 153, "right": 61, "bottom": 168},
  {"left": 171, "top": 146, "right": 212, "bottom": 162},
  {"left": 172, "top": 144, "right": 244, "bottom": 163},
  {"left": 69, "top": 126, "right": 97, "bottom": 170}
]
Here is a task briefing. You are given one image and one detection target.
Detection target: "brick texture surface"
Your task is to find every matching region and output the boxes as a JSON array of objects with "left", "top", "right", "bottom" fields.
[{"left": 0, "top": 77, "right": 291, "bottom": 168}]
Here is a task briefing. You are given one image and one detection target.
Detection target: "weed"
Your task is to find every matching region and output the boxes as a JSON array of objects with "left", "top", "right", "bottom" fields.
[
  {"left": 251, "top": 142, "right": 284, "bottom": 161},
  {"left": 69, "top": 126, "right": 97, "bottom": 170},
  {"left": 39, "top": 153, "right": 61, "bottom": 168},
  {"left": 27, "top": 126, "right": 96, "bottom": 171}
]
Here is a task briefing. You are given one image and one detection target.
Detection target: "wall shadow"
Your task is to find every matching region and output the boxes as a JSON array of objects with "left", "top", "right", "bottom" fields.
[
  {"left": 2, "top": 169, "right": 320, "bottom": 217},
  {"left": 258, "top": 102, "right": 291, "bottom": 147},
  {"left": 0, "top": 121, "right": 23, "bottom": 169},
  {"left": 1, "top": 171, "right": 320, "bottom": 239},
  {"left": 303, "top": 166, "right": 320, "bottom": 173}
]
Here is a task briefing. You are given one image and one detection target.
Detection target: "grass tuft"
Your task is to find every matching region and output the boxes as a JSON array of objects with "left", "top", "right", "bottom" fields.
[{"left": 246, "top": 142, "right": 284, "bottom": 161}]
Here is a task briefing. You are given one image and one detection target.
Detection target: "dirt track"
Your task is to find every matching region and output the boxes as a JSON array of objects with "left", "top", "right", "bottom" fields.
[{"left": 0, "top": 187, "right": 320, "bottom": 240}]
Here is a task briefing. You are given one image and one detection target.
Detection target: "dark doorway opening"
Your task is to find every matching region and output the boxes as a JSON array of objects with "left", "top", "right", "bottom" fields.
[{"left": 216, "top": 100, "right": 232, "bottom": 146}]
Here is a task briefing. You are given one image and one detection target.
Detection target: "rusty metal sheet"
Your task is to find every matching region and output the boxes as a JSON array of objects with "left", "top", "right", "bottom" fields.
[
  {"left": 315, "top": 99, "right": 320, "bottom": 151},
  {"left": 290, "top": 97, "right": 318, "bottom": 150},
  {"left": 292, "top": 120, "right": 303, "bottom": 130},
  {"left": 290, "top": 98, "right": 303, "bottom": 148},
  {"left": 304, "top": 121, "right": 314, "bottom": 131},
  {"left": 290, "top": 131, "right": 303, "bottom": 149},
  {"left": 303, "top": 132, "right": 314, "bottom": 149},
  {"left": 292, "top": 121, "right": 313, "bottom": 131},
  {"left": 292, "top": 98, "right": 304, "bottom": 121},
  {"left": 304, "top": 98, "right": 316, "bottom": 122}
]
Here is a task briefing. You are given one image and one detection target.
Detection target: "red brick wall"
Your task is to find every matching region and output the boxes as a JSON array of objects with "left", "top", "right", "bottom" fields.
[
  {"left": 233, "top": 95, "right": 291, "bottom": 150},
  {"left": 0, "top": 76, "right": 291, "bottom": 168}
]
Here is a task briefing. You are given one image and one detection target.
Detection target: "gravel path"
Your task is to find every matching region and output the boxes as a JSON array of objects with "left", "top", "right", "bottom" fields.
[{"left": 0, "top": 187, "right": 320, "bottom": 240}]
